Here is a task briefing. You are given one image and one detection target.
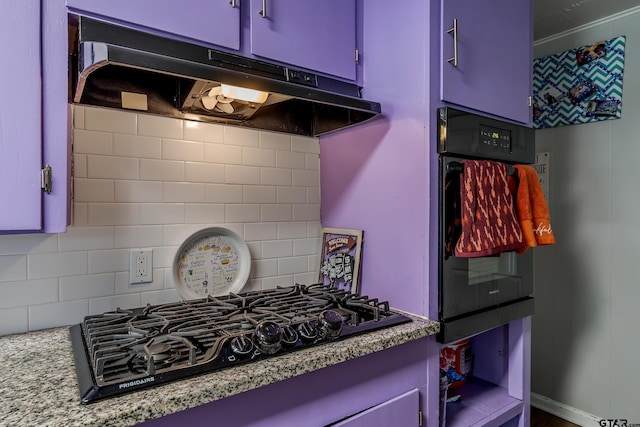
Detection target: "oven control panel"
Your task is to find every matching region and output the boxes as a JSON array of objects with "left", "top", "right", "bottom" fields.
[{"left": 479, "top": 124, "right": 511, "bottom": 153}]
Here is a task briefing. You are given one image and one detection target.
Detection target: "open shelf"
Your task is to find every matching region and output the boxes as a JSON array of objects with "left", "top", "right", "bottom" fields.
[{"left": 444, "top": 376, "right": 523, "bottom": 427}]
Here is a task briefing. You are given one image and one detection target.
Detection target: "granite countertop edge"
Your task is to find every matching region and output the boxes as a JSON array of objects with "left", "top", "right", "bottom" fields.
[{"left": 0, "top": 312, "right": 439, "bottom": 427}]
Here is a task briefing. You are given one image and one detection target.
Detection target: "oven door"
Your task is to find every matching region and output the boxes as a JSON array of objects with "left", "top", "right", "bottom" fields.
[{"left": 438, "top": 155, "right": 533, "bottom": 323}]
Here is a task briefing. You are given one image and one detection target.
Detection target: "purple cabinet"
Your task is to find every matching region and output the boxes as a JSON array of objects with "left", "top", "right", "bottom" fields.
[
  {"left": 333, "top": 389, "right": 420, "bottom": 427},
  {"left": 440, "top": 0, "right": 533, "bottom": 125},
  {"left": 66, "top": 0, "right": 241, "bottom": 50},
  {"left": 0, "top": 1, "right": 43, "bottom": 232},
  {"left": 0, "top": 0, "right": 69, "bottom": 233},
  {"left": 249, "top": 0, "right": 357, "bottom": 80}
]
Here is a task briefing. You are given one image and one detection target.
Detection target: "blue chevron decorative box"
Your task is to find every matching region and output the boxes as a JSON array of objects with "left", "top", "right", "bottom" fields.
[{"left": 532, "top": 36, "right": 625, "bottom": 128}]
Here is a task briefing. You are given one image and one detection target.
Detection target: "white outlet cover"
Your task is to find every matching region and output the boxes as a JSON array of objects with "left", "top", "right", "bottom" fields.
[{"left": 130, "top": 249, "right": 153, "bottom": 284}]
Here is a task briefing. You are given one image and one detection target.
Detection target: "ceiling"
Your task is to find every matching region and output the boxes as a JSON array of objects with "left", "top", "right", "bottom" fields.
[{"left": 534, "top": 0, "right": 640, "bottom": 40}]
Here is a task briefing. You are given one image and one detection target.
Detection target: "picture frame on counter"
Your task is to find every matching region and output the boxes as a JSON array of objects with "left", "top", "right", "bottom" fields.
[{"left": 318, "top": 227, "right": 363, "bottom": 294}]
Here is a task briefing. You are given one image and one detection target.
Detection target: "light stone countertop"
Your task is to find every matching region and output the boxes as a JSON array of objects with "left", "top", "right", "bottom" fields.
[{"left": 0, "top": 312, "right": 438, "bottom": 427}]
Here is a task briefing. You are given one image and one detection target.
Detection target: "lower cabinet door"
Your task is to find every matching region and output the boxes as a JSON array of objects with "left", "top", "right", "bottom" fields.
[{"left": 332, "top": 388, "right": 420, "bottom": 427}]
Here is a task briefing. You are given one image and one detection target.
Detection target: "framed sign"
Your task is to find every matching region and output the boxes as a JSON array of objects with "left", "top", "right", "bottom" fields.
[{"left": 318, "top": 228, "right": 363, "bottom": 294}]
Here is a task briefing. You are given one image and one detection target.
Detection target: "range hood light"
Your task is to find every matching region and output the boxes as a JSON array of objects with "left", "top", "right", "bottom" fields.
[{"left": 220, "top": 84, "right": 269, "bottom": 104}]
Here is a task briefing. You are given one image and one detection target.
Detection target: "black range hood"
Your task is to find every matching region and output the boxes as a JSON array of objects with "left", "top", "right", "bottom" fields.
[{"left": 69, "top": 16, "right": 381, "bottom": 137}]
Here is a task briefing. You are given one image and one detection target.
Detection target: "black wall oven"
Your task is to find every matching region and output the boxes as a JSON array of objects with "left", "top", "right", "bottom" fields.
[{"left": 436, "top": 107, "right": 535, "bottom": 343}]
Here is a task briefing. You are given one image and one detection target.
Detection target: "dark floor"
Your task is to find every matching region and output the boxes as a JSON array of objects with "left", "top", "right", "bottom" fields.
[{"left": 531, "top": 407, "right": 581, "bottom": 427}]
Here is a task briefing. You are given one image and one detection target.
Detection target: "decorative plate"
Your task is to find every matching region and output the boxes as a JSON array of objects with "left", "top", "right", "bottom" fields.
[{"left": 173, "top": 227, "right": 251, "bottom": 299}]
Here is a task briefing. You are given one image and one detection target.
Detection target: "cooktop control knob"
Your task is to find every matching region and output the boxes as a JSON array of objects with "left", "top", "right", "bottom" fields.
[
  {"left": 297, "top": 321, "right": 318, "bottom": 343},
  {"left": 281, "top": 325, "right": 299, "bottom": 347},
  {"left": 254, "top": 321, "right": 283, "bottom": 355},
  {"left": 230, "top": 334, "right": 254, "bottom": 357},
  {"left": 318, "top": 310, "right": 343, "bottom": 340}
]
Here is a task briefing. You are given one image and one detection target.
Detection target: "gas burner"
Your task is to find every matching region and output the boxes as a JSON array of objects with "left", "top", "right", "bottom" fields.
[{"left": 70, "top": 283, "right": 411, "bottom": 404}]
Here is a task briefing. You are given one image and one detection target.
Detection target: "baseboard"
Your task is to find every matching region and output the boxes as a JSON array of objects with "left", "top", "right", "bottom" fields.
[{"left": 531, "top": 393, "right": 600, "bottom": 426}]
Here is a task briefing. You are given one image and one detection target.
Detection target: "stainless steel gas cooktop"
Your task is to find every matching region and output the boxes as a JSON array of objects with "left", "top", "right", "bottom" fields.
[{"left": 69, "top": 283, "right": 411, "bottom": 404}]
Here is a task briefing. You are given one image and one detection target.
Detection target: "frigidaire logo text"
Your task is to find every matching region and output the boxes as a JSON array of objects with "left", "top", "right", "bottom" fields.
[{"left": 119, "top": 377, "right": 155, "bottom": 389}]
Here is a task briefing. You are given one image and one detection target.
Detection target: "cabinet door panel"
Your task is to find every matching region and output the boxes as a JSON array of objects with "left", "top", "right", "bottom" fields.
[
  {"left": 441, "top": 0, "right": 532, "bottom": 124},
  {"left": 66, "top": 0, "right": 240, "bottom": 50},
  {"left": 0, "top": 0, "right": 43, "bottom": 231},
  {"left": 333, "top": 389, "right": 419, "bottom": 427},
  {"left": 250, "top": 0, "right": 356, "bottom": 80}
]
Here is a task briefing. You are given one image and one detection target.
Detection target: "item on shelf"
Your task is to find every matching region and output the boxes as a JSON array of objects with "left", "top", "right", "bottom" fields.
[{"left": 440, "top": 338, "right": 473, "bottom": 389}]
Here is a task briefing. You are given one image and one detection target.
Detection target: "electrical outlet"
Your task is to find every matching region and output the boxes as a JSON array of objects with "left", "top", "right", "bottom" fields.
[{"left": 130, "top": 249, "right": 153, "bottom": 284}]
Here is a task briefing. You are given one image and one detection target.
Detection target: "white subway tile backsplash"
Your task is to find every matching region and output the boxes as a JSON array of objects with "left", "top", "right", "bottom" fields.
[
  {"left": 277, "top": 187, "right": 306, "bottom": 204},
  {"left": 244, "top": 223, "right": 277, "bottom": 241},
  {"left": 205, "top": 143, "right": 242, "bottom": 165},
  {"left": 292, "top": 169, "right": 320, "bottom": 187},
  {"left": 278, "top": 256, "right": 309, "bottom": 275},
  {"left": 243, "top": 186, "right": 276, "bottom": 203},
  {"left": 276, "top": 150, "right": 305, "bottom": 169},
  {"left": 262, "top": 240, "right": 293, "bottom": 259},
  {"left": 89, "top": 294, "right": 141, "bottom": 315},
  {"left": 184, "top": 121, "right": 224, "bottom": 143},
  {"left": 186, "top": 162, "right": 225, "bottom": 183},
  {"left": 294, "top": 238, "right": 321, "bottom": 256},
  {"left": 74, "top": 179, "right": 115, "bottom": 202},
  {"left": 115, "top": 180, "right": 163, "bottom": 203},
  {"left": 293, "top": 204, "right": 321, "bottom": 221},
  {"left": 139, "top": 203, "right": 185, "bottom": 224},
  {"left": 291, "top": 135, "right": 320, "bottom": 154},
  {"left": 114, "top": 225, "right": 164, "bottom": 248},
  {"left": 29, "top": 300, "right": 89, "bottom": 331},
  {"left": 224, "top": 126, "right": 260, "bottom": 147},
  {"left": 250, "top": 259, "right": 278, "bottom": 278},
  {"left": 242, "top": 147, "right": 276, "bottom": 167},
  {"left": 163, "top": 182, "right": 206, "bottom": 203},
  {"left": 59, "top": 226, "right": 114, "bottom": 252},
  {"left": 185, "top": 204, "right": 225, "bottom": 224},
  {"left": 85, "top": 107, "right": 137, "bottom": 135},
  {"left": 87, "top": 155, "right": 139, "bottom": 180},
  {"left": 60, "top": 273, "right": 115, "bottom": 301},
  {"left": 87, "top": 203, "right": 140, "bottom": 226},
  {"left": 0, "top": 307, "right": 28, "bottom": 335},
  {"left": 74, "top": 154, "right": 88, "bottom": 178},
  {"left": 28, "top": 252, "right": 88, "bottom": 279},
  {"left": 260, "top": 131, "right": 291, "bottom": 150},
  {"left": 0, "top": 107, "right": 321, "bottom": 334},
  {"left": 261, "top": 168, "right": 292, "bottom": 186},
  {"left": 0, "top": 255, "right": 27, "bottom": 282},
  {"left": 306, "top": 153, "right": 320, "bottom": 171},
  {"left": 277, "top": 222, "right": 308, "bottom": 239},
  {"left": 138, "top": 114, "right": 183, "bottom": 139},
  {"left": 261, "top": 205, "right": 292, "bottom": 222},
  {"left": 141, "top": 289, "right": 181, "bottom": 305},
  {"left": 225, "top": 165, "right": 260, "bottom": 184},
  {"left": 140, "top": 159, "right": 185, "bottom": 181},
  {"left": 308, "top": 254, "right": 320, "bottom": 271},
  {"left": 0, "top": 279, "right": 59, "bottom": 309},
  {"left": 162, "top": 139, "right": 205, "bottom": 161},
  {"left": 74, "top": 129, "right": 113, "bottom": 155},
  {"left": 226, "top": 205, "right": 261, "bottom": 223},
  {"left": 88, "top": 249, "right": 130, "bottom": 274},
  {"left": 114, "top": 134, "right": 162, "bottom": 159},
  {"left": 294, "top": 272, "right": 317, "bottom": 285},
  {"left": 206, "top": 184, "right": 243, "bottom": 203}
]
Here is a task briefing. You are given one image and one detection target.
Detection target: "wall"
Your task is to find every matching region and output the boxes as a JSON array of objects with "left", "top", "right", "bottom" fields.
[
  {"left": 532, "top": 8, "right": 640, "bottom": 423},
  {"left": 0, "top": 106, "right": 322, "bottom": 336}
]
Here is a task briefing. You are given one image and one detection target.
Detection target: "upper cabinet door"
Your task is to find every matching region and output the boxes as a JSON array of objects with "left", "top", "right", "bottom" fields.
[
  {"left": 66, "top": 0, "right": 241, "bottom": 50},
  {"left": 0, "top": 0, "right": 43, "bottom": 232},
  {"left": 249, "top": 0, "right": 357, "bottom": 80},
  {"left": 441, "top": 0, "right": 533, "bottom": 125}
]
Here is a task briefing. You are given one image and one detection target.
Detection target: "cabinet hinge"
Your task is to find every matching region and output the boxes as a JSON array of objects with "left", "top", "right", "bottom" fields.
[
  {"left": 418, "top": 409, "right": 423, "bottom": 427},
  {"left": 355, "top": 48, "right": 359, "bottom": 64},
  {"left": 41, "top": 164, "right": 52, "bottom": 194}
]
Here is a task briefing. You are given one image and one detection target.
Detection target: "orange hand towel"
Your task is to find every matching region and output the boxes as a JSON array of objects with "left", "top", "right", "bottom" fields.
[{"left": 513, "top": 164, "right": 555, "bottom": 253}]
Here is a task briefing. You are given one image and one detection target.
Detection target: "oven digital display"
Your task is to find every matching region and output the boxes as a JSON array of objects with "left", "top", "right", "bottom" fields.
[{"left": 479, "top": 125, "right": 511, "bottom": 152}]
